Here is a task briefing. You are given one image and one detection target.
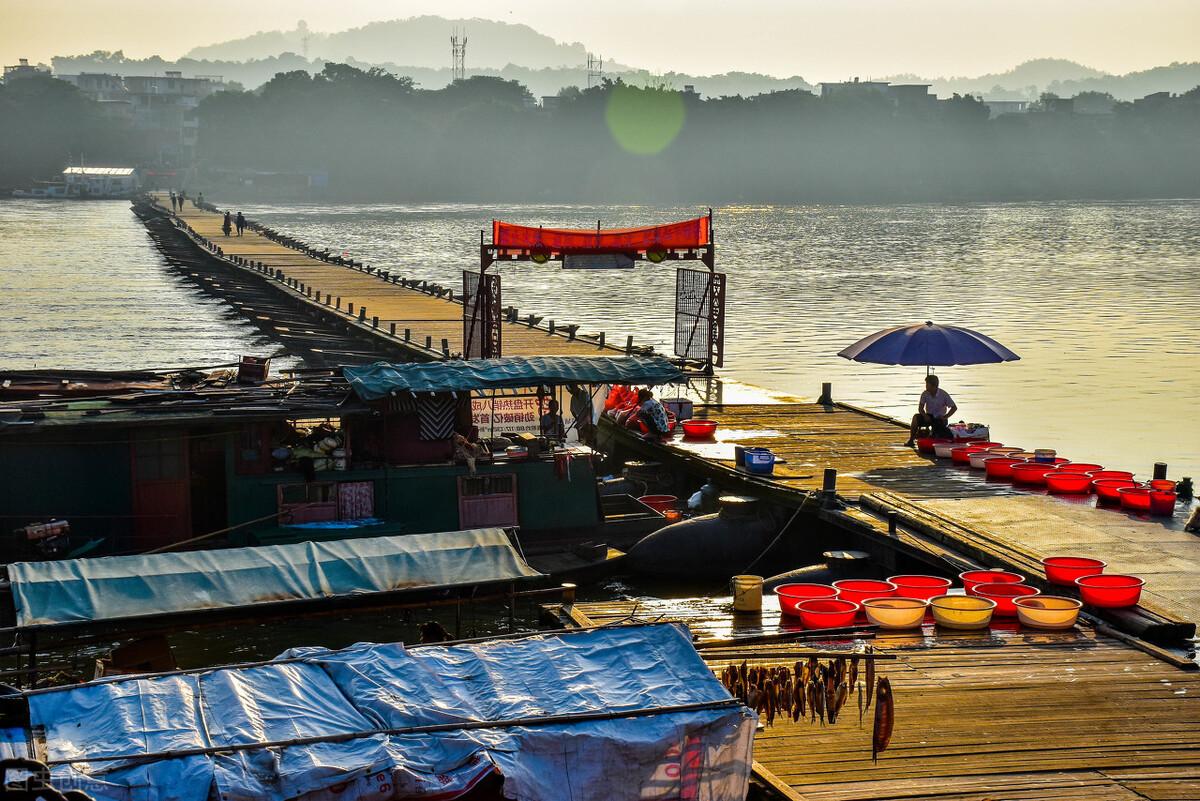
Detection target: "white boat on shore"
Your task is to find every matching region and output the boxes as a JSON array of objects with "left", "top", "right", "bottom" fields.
[{"left": 11, "top": 166, "right": 138, "bottom": 199}]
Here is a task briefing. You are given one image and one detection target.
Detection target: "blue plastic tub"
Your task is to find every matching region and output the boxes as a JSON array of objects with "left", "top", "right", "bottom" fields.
[{"left": 744, "top": 448, "right": 776, "bottom": 475}]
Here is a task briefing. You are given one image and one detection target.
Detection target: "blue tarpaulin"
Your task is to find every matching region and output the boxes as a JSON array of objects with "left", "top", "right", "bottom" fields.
[
  {"left": 7, "top": 528, "right": 541, "bottom": 628},
  {"left": 29, "top": 623, "right": 755, "bottom": 801},
  {"left": 343, "top": 355, "right": 683, "bottom": 401}
]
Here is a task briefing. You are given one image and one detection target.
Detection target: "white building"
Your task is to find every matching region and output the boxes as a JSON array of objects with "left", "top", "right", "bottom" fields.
[{"left": 62, "top": 167, "right": 139, "bottom": 198}]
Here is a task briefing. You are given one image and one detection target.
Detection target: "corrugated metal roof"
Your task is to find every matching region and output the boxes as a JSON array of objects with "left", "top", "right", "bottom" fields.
[
  {"left": 7, "top": 528, "right": 542, "bottom": 627},
  {"left": 62, "top": 167, "right": 136, "bottom": 176}
]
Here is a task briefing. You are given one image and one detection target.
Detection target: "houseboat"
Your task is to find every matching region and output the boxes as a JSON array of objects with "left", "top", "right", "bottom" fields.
[{"left": 11, "top": 166, "right": 138, "bottom": 199}]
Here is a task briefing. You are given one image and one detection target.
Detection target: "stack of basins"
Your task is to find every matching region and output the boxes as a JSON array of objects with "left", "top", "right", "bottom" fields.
[{"left": 771, "top": 557, "right": 1145, "bottom": 632}]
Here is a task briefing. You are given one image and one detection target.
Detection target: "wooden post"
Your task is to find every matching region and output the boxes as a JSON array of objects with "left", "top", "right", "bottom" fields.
[
  {"left": 316, "top": 291, "right": 322, "bottom": 303},
  {"left": 887, "top": 510, "right": 898, "bottom": 536},
  {"left": 818, "top": 382, "right": 832, "bottom": 405},
  {"left": 372, "top": 315, "right": 378, "bottom": 328},
  {"left": 1153, "top": 463, "right": 1168, "bottom": 480},
  {"left": 626, "top": 336, "right": 634, "bottom": 354},
  {"left": 441, "top": 338, "right": 449, "bottom": 355},
  {"left": 561, "top": 583, "right": 577, "bottom": 606},
  {"left": 598, "top": 332, "right": 606, "bottom": 348},
  {"left": 549, "top": 320, "right": 556, "bottom": 335},
  {"left": 348, "top": 302, "right": 355, "bottom": 315},
  {"left": 389, "top": 322, "right": 396, "bottom": 336},
  {"left": 336, "top": 297, "right": 341, "bottom": 309},
  {"left": 359, "top": 307, "right": 367, "bottom": 322},
  {"left": 822, "top": 468, "right": 838, "bottom": 506},
  {"left": 405, "top": 328, "right": 411, "bottom": 341},
  {"left": 425, "top": 335, "right": 432, "bottom": 349}
]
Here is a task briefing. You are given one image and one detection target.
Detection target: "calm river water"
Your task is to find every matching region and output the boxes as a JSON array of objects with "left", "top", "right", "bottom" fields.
[{"left": 3, "top": 198, "right": 1197, "bottom": 479}]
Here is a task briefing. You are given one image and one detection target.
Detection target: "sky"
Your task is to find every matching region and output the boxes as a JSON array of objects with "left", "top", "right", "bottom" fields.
[{"left": 3, "top": 0, "right": 1198, "bottom": 79}]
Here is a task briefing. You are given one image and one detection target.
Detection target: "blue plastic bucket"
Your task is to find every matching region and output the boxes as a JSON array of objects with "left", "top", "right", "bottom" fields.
[{"left": 745, "top": 448, "right": 776, "bottom": 475}]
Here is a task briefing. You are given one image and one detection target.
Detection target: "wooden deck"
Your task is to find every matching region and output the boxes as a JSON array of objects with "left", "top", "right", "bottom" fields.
[
  {"left": 603, "top": 402, "right": 1200, "bottom": 633},
  {"left": 560, "top": 597, "right": 1200, "bottom": 801},
  {"left": 156, "top": 194, "right": 628, "bottom": 359}
]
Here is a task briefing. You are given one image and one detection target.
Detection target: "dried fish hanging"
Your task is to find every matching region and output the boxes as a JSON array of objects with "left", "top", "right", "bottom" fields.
[{"left": 718, "top": 656, "right": 893, "bottom": 739}]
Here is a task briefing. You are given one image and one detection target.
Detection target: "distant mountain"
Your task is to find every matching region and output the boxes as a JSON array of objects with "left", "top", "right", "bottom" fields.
[{"left": 186, "top": 16, "right": 613, "bottom": 71}]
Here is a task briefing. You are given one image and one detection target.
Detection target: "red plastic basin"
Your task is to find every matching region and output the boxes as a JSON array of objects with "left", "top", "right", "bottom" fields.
[
  {"left": 950, "top": 445, "right": 986, "bottom": 465},
  {"left": 1042, "top": 556, "right": 1107, "bottom": 586},
  {"left": 966, "top": 441, "right": 1003, "bottom": 450},
  {"left": 794, "top": 598, "right": 861, "bottom": 629},
  {"left": 1094, "top": 478, "right": 1137, "bottom": 503},
  {"left": 984, "top": 457, "right": 1024, "bottom": 479},
  {"left": 1076, "top": 574, "right": 1144, "bottom": 608},
  {"left": 774, "top": 583, "right": 840, "bottom": 616},
  {"left": 1149, "top": 490, "right": 1177, "bottom": 516},
  {"left": 1055, "top": 462, "right": 1104, "bottom": 474},
  {"left": 1045, "top": 472, "right": 1094, "bottom": 494},
  {"left": 638, "top": 495, "right": 678, "bottom": 514},
  {"left": 1011, "top": 462, "right": 1058, "bottom": 485},
  {"left": 1148, "top": 479, "right": 1176, "bottom": 492},
  {"left": 1087, "top": 470, "right": 1135, "bottom": 482},
  {"left": 887, "top": 574, "right": 953, "bottom": 600},
  {"left": 832, "top": 579, "right": 897, "bottom": 605},
  {"left": 1117, "top": 486, "right": 1152, "bottom": 512},
  {"left": 973, "top": 582, "right": 1041, "bottom": 617},
  {"left": 681, "top": 419, "right": 718, "bottom": 439},
  {"left": 917, "top": 436, "right": 952, "bottom": 454},
  {"left": 960, "top": 570, "right": 1025, "bottom": 595}
]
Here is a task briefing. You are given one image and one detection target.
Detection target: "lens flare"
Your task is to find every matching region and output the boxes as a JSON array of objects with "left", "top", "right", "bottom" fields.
[{"left": 605, "top": 85, "right": 686, "bottom": 156}]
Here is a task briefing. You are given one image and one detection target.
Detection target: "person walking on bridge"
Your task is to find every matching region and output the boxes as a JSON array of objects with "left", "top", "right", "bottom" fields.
[
  {"left": 222, "top": 211, "right": 233, "bottom": 237},
  {"left": 235, "top": 211, "right": 246, "bottom": 236}
]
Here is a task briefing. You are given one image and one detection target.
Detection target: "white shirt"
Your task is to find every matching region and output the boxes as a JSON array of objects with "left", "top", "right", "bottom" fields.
[{"left": 921, "top": 388, "right": 955, "bottom": 419}]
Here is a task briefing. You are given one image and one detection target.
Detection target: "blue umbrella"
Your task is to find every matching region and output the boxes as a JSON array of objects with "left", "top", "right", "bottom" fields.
[{"left": 838, "top": 321, "right": 1019, "bottom": 372}]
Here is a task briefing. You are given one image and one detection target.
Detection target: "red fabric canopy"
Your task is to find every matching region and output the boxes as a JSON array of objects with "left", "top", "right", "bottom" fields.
[{"left": 492, "top": 216, "right": 711, "bottom": 252}]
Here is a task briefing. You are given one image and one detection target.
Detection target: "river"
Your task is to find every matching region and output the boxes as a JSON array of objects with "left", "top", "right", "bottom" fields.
[{"left": 3, "top": 197, "right": 1198, "bottom": 479}]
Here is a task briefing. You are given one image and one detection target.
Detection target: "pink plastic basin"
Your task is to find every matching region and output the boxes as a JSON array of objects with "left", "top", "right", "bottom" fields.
[
  {"left": 1088, "top": 470, "right": 1135, "bottom": 482},
  {"left": 1149, "top": 490, "right": 1177, "bottom": 516},
  {"left": 638, "top": 495, "right": 678, "bottom": 514},
  {"left": 832, "top": 579, "right": 897, "bottom": 605},
  {"left": 794, "top": 598, "right": 861, "bottom": 629},
  {"left": 774, "top": 583, "right": 840, "bottom": 616},
  {"left": 1094, "top": 478, "right": 1137, "bottom": 503},
  {"left": 887, "top": 574, "right": 953, "bottom": 600},
  {"left": 1042, "top": 556, "right": 1107, "bottom": 586},
  {"left": 961, "top": 570, "right": 1025, "bottom": 595},
  {"left": 984, "top": 457, "right": 1024, "bottom": 479},
  {"left": 1045, "top": 472, "right": 1094, "bottom": 494},
  {"left": 681, "top": 419, "right": 718, "bottom": 439},
  {"left": 951, "top": 446, "right": 987, "bottom": 465},
  {"left": 1011, "top": 462, "right": 1058, "bottom": 485},
  {"left": 917, "top": 436, "right": 952, "bottom": 454},
  {"left": 1076, "top": 574, "right": 1144, "bottom": 608},
  {"left": 1055, "top": 462, "right": 1104, "bottom": 474},
  {"left": 973, "top": 582, "right": 1041, "bottom": 617},
  {"left": 1117, "top": 486, "right": 1152, "bottom": 512}
]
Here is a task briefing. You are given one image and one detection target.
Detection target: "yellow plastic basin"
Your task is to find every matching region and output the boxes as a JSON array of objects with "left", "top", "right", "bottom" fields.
[
  {"left": 1014, "top": 596, "right": 1082, "bottom": 630},
  {"left": 861, "top": 597, "right": 928, "bottom": 629},
  {"left": 930, "top": 594, "right": 996, "bottom": 630}
]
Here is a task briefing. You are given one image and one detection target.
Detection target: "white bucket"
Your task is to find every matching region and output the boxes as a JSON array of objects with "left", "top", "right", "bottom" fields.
[
  {"left": 732, "top": 575, "right": 764, "bottom": 613},
  {"left": 332, "top": 448, "right": 347, "bottom": 471}
]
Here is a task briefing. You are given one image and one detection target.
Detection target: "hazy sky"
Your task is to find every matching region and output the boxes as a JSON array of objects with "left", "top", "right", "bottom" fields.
[{"left": 3, "top": 0, "right": 1198, "bottom": 78}]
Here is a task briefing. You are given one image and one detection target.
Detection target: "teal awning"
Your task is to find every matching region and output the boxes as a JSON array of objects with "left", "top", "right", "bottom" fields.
[{"left": 344, "top": 355, "right": 683, "bottom": 401}]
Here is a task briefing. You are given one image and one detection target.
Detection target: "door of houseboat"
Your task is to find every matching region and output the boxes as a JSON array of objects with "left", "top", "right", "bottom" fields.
[
  {"left": 131, "top": 431, "right": 191, "bottom": 548},
  {"left": 458, "top": 473, "right": 518, "bottom": 528}
]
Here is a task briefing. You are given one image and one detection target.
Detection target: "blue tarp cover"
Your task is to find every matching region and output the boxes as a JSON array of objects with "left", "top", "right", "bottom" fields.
[
  {"left": 344, "top": 355, "right": 683, "bottom": 401},
  {"left": 7, "top": 528, "right": 541, "bottom": 627},
  {"left": 31, "top": 623, "right": 755, "bottom": 801}
]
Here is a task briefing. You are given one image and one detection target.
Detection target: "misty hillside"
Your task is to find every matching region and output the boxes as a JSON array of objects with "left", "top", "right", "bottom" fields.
[{"left": 185, "top": 16, "right": 609, "bottom": 71}]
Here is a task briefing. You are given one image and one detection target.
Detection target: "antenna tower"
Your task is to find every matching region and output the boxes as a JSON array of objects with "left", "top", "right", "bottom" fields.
[
  {"left": 586, "top": 52, "right": 604, "bottom": 89},
  {"left": 450, "top": 27, "right": 468, "bottom": 82}
]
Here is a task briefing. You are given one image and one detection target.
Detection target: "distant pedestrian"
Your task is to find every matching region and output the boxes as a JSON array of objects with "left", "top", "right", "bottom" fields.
[
  {"left": 196, "top": 192, "right": 203, "bottom": 208},
  {"left": 235, "top": 211, "right": 246, "bottom": 236},
  {"left": 222, "top": 211, "right": 232, "bottom": 237},
  {"left": 169, "top": 191, "right": 176, "bottom": 211}
]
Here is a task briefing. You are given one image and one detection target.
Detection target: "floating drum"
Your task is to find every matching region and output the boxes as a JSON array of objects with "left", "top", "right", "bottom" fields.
[{"left": 1044, "top": 472, "right": 1094, "bottom": 494}]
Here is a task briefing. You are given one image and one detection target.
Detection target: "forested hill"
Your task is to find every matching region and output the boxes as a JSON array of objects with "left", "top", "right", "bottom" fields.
[{"left": 191, "top": 65, "right": 1200, "bottom": 203}]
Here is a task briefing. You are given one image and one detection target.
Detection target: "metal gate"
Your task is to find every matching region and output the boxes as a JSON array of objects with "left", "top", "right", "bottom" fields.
[
  {"left": 463, "top": 270, "right": 502, "bottom": 359},
  {"left": 674, "top": 268, "right": 726, "bottom": 369}
]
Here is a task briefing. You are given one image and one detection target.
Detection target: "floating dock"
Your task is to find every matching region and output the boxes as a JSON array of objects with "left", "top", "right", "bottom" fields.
[
  {"left": 601, "top": 401, "right": 1199, "bottom": 642},
  {"left": 549, "top": 596, "right": 1200, "bottom": 801},
  {"left": 153, "top": 194, "right": 637, "bottom": 360}
]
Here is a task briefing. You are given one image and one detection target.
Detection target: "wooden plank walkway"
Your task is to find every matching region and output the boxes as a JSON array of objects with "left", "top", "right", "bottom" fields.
[
  {"left": 562, "top": 597, "right": 1200, "bottom": 801},
  {"left": 602, "top": 402, "right": 1200, "bottom": 630},
  {"left": 155, "top": 194, "right": 629, "bottom": 359}
]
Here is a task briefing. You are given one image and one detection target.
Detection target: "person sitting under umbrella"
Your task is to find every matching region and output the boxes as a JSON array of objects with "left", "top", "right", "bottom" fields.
[{"left": 906, "top": 374, "right": 957, "bottom": 446}]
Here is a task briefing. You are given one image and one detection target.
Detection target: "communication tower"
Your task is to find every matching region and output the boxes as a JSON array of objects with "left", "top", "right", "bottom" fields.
[
  {"left": 586, "top": 52, "right": 604, "bottom": 89},
  {"left": 451, "top": 28, "right": 468, "bottom": 82}
]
